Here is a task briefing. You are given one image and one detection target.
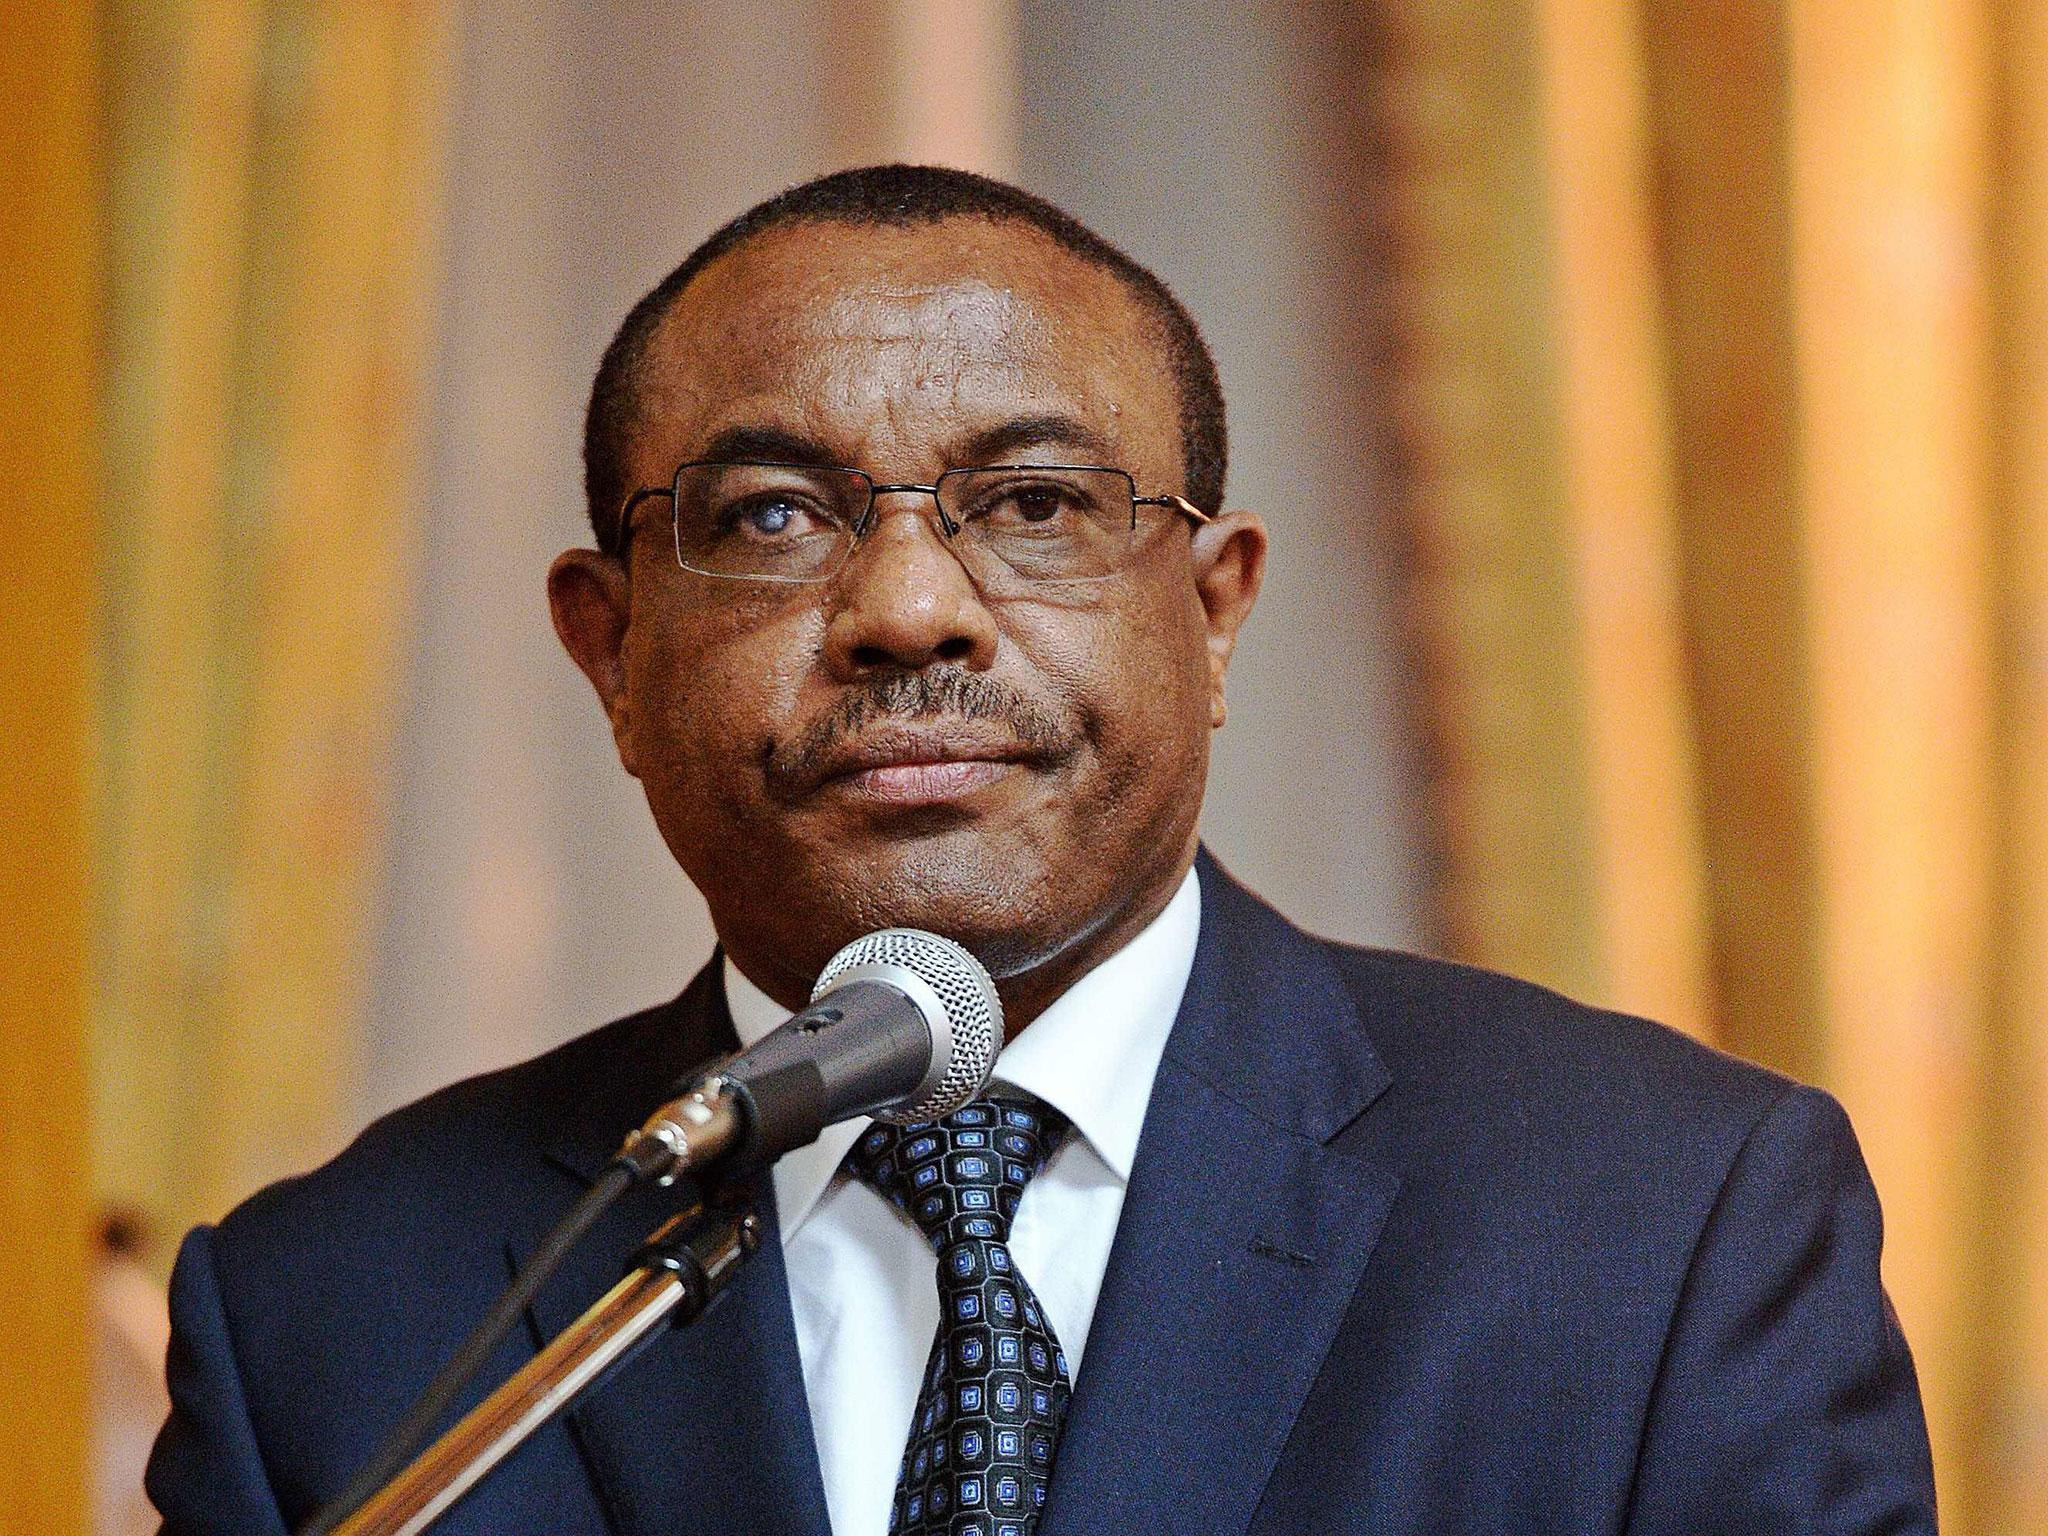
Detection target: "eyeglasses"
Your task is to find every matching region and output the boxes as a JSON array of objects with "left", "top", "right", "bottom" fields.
[{"left": 617, "top": 461, "right": 1212, "bottom": 584}]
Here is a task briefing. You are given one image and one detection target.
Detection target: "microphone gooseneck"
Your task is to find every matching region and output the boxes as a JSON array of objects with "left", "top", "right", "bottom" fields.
[{"left": 614, "top": 927, "right": 1006, "bottom": 1187}]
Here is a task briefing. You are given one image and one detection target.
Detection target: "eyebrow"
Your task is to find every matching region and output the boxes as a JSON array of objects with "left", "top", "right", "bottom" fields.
[
  {"left": 956, "top": 413, "right": 1120, "bottom": 467},
  {"left": 687, "top": 413, "right": 1124, "bottom": 475},
  {"left": 695, "top": 425, "right": 843, "bottom": 466}
]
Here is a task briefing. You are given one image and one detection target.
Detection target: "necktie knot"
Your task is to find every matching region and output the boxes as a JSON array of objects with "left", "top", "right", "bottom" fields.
[{"left": 846, "top": 1092, "right": 1069, "bottom": 1253}]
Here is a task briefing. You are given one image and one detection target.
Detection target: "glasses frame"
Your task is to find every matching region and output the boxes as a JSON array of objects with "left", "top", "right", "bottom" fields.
[{"left": 617, "top": 460, "right": 1214, "bottom": 584}]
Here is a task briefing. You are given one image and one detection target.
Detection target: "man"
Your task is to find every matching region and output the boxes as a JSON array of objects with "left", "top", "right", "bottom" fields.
[{"left": 149, "top": 166, "right": 1936, "bottom": 1534}]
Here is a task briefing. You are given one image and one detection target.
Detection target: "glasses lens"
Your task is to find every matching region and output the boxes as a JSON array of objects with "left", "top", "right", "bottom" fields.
[
  {"left": 936, "top": 467, "right": 1135, "bottom": 581},
  {"left": 671, "top": 463, "right": 866, "bottom": 580}
]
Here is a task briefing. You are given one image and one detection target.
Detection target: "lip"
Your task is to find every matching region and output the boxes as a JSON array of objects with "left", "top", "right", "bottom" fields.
[
  {"left": 842, "top": 758, "right": 1019, "bottom": 805},
  {"left": 800, "top": 721, "right": 1040, "bottom": 807}
]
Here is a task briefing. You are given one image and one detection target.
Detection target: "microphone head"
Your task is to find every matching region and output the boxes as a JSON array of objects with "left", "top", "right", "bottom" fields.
[{"left": 812, "top": 928, "right": 1004, "bottom": 1123}]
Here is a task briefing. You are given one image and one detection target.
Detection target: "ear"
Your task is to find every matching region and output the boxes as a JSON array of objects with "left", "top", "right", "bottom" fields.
[
  {"left": 547, "top": 548, "right": 641, "bottom": 777},
  {"left": 1188, "top": 511, "right": 1266, "bottom": 728}
]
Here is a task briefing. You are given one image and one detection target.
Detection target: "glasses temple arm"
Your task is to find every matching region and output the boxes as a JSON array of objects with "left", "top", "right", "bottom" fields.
[
  {"left": 1134, "top": 492, "right": 1214, "bottom": 526},
  {"left": 613, "top": 485, "right": 675, "bottom": 552}
]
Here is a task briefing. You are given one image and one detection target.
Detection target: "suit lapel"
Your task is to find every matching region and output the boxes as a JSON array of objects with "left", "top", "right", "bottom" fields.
[
  {"left": 1041, "top": 856, "right": 1402, "bottom": 1536},
  {"left": 506, "top": 963, "right": 832, "bottom": 1536}
]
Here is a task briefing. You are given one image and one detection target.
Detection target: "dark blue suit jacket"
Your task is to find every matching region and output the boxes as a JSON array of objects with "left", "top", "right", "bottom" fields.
[{"left": 149, "top": 856, "right": 1936, "bottom": 1533}]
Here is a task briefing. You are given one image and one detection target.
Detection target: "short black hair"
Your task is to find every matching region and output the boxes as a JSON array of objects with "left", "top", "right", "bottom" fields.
[{"left": 581, "top": 164, "right": 1227, "bottom": 554}]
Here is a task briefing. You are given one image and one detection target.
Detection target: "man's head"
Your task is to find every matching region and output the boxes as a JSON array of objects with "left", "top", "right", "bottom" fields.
[
  {"left": 581, "top": 165, "right": 1230, "bottom": 557},
  {"left": 549, "top": 165, "right": 1266, "bottom": 1023}
]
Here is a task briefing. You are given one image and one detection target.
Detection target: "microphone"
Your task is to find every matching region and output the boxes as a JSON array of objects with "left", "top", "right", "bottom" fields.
[{"left": 614, "top": 927, "right": 1005, "bottom": 1186}]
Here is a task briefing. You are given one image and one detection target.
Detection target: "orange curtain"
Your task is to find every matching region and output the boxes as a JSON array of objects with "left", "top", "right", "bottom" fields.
[
  {"left": 1352, "top": 0, "right": 2048, "bottom": 1528},
  {"left": 95, "top": 0, "right": 448, "bottom": 1260},
  {"left": 1, "top": 4, "right": 99, "bottom": 1529}
]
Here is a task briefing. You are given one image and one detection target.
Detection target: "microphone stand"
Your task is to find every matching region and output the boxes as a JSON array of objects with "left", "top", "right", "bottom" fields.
[{"left": 328, "top": 1191, "right": 764, "bottom": 1536}]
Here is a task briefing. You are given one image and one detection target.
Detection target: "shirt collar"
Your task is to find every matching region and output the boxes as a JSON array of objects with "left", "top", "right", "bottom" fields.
[{"left": 723, "top": 863, "right": 1202, "bottom": 1242}]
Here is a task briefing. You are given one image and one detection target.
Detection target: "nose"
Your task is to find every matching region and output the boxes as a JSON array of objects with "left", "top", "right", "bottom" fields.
[{"left": 822, "top": 492, "right": 1000, "bottom": 679}]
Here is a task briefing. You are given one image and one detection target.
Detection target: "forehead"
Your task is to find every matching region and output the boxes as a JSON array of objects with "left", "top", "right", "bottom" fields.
[{"left": 627, "top": 217, "right": 1183, "bottom": 478}]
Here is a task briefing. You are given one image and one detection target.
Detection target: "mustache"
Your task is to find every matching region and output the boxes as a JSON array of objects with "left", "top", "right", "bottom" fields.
[{"left": 768, "top": 669, "right": 1074, "bottom": 791}]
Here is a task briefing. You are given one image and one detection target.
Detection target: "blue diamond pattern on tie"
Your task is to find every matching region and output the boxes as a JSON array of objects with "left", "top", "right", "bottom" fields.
[{"left": 846, "top": 1092, "right": 1073, "bottom": 1536}]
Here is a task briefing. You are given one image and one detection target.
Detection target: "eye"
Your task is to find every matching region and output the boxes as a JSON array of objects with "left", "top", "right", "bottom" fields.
[
  {"left": 965, "top": 475, "right": 1097, "bottom": 531},
  {"left": 1003, "top": 483, "right": 1070, "bottom": 524},
  {"left": 671, "top": 464, "right": 864, "bottom": 577},
  {"left": 718, "top": 490, "right": 835, "bottom": 540},
  {"left": 735, "top": 496, "right": 798, "bottom": 535}
]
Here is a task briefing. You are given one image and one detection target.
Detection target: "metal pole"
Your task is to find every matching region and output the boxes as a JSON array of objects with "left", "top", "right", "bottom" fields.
[{"left": 331, "top": 1200, "right": 761, "bottom": 1536}]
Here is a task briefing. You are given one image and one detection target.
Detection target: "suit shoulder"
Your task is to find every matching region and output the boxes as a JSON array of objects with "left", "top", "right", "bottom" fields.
[
  {"left": 1320, "top": 940, "right": 1801, "bottom": 1146},
  {"left": 211, "top": 997, "right": 678, "bottom": 1263}
]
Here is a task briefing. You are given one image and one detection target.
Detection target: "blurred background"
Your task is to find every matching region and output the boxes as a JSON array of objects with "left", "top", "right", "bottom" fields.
[{"left": 4, "top": 0, "right": 2044, "bottom": 1531}]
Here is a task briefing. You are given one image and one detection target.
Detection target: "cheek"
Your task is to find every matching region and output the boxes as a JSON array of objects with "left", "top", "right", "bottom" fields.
[
  {"left": 625, "top": 600, "right": 819, "bottom": 793},
  {"left": 1012, "top": 580, "right": 1211, "bottom": 785}
]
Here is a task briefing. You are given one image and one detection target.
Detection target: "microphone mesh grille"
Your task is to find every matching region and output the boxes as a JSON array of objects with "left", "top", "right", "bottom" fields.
[{"left": 813, "top": 928, "right": 1003, "bottom": 1122}]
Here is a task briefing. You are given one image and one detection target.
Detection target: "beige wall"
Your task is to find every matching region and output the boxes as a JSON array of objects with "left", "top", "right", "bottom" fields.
[
  {"left": 370, "top": 1, "right": 830, "bottom": 1119},
  {"left": 1019, "top": 0, "right": 1420, "bottom": 955},
  {"left": 368, "top": 0, "right": 1421, "bottom": 1123}
]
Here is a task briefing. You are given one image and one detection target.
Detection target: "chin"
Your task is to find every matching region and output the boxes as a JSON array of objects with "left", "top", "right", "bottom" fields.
[{"left": 806, "top": 835, "right": 1088, "bottom": 976}]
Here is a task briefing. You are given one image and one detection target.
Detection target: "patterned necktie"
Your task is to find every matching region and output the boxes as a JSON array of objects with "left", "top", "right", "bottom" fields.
[{"left": 845, "top": 1092, "right": 1074, "bottom": 1536}]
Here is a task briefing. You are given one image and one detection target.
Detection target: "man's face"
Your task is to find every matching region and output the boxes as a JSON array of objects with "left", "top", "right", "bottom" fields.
[{"left": 550, "top": 217, "right": 1264, "bottom": 1017}]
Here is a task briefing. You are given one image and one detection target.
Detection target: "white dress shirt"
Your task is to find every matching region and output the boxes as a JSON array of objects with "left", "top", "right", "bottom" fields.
[{"left": 721, "top": 865, "right": 1201, "bottom": 1536}]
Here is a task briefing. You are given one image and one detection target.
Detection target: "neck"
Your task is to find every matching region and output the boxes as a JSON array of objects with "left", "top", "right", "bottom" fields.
[
  {"left": 723, "top": 846, "right": 1199, "bottom": 1037},
  {"left": 987, "top": 860, "right": 1193, "bottom": 1034}
]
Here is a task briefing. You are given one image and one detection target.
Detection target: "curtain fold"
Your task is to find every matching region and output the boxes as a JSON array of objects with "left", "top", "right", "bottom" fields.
[
  {"left": 95, "top": 0, "right": 447, "bottom": 1260},
  {"left": 2, "top": 3, "right": 100, "bottom": 1528},
  {"left": 1349, "top": 0, "right": 2048, "bottom": 1527}
]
